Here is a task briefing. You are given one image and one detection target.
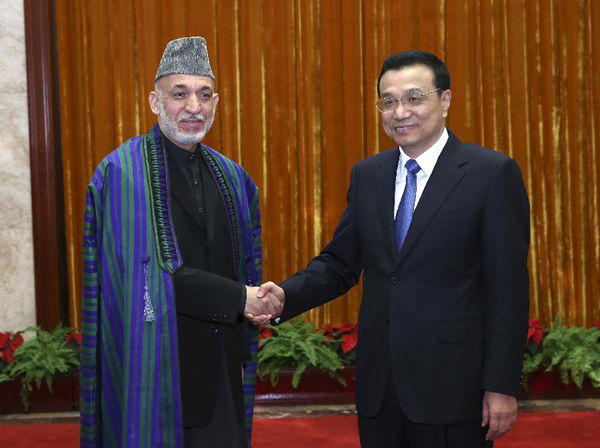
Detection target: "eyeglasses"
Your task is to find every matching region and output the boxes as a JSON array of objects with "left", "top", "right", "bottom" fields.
[{"left": 375, "top": 88, "right": 441, "bottom": 113}]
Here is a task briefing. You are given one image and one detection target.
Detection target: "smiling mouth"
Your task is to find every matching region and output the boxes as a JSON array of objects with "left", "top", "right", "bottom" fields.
[
  {"left": 179, "top": 119, "right": 204, "bottom": 130},
  {"left": 395, "top": 124, "right": 417, "bottom": 132}
]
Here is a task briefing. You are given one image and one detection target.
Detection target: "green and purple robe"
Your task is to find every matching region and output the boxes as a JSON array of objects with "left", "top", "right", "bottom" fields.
[{"left": 81, "top": 124, "right": 261, "bottom": 447}]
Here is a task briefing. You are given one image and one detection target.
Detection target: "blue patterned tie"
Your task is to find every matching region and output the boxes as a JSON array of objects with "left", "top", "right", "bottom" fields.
[{"left": 395, "top": 159, "right": 421, "bottom": 252}]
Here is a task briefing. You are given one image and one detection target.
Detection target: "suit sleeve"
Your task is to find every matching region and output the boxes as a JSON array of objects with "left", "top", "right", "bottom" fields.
[
  {"left": 173, "top": 267, "right": 246, "bottom": 326},
  {"left": 279, "top": 166, "right": 363, "bottom": 322},
  {"left": 481, "top": 157, "right": 530, "bottom": 396}
]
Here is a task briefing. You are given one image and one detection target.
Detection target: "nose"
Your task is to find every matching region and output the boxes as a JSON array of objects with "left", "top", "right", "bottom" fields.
[
  {"left": 392, "top": 101, "right": 412, "bottom": 120},
  {"left": 185, "top": 96, "right": 202, "bottom": 114}
]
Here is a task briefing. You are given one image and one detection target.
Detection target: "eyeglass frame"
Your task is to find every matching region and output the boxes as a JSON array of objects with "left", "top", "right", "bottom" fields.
[{"left": 375, "top": 88, "right": 442, "bottom": 113}]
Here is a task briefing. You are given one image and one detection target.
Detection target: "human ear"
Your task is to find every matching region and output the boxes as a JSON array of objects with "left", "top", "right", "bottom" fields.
[{"left": 148, "top": 91, "right": 161, "bottom": 115}]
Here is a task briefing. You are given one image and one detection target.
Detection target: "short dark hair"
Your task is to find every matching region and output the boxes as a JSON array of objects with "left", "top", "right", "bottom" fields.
[{"left": 377, "top": 50, "right": 450, "bottom": 97}]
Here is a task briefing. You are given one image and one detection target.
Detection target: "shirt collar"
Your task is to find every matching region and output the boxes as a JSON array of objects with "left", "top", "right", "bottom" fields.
[
  {"left": 398, "top": 128, "right": 449, "bottom": 177},
  {"left": 162, "top": 131, "right": 200, "bottom": 165}
]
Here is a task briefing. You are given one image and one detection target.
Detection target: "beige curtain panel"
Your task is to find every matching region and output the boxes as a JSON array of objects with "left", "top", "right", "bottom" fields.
[{"left": 55, "top": 0, "right": 599, "bottom": 329}]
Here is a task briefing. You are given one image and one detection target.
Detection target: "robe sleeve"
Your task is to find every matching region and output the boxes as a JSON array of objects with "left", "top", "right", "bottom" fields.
[
  {"left": 80, "top": 170, "right": 105, "bottom": 448},
  {"left": 249, "top": 180, "right": 263, "bottom": 286},
  {"left": 242, "top": 173, "right": 262, "bottom": 445}
]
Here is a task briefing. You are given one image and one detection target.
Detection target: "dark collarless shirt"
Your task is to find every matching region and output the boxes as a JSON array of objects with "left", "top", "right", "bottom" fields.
[
  {"left": 164, "top": 136, "right": 207, "bottom": 227},
  {"left": 162, "top": 133, "right": 249, "bottom": 432}
]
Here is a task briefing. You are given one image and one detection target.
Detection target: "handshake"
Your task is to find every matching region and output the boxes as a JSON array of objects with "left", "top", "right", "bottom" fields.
[{"left": 244, "top": 282, "right": 285, "bottom": 326}]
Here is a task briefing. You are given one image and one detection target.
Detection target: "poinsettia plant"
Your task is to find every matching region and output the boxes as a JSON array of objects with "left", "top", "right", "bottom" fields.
[
  {"left": 0, "top": 332, "right": 25, "bottom": 372},
  {"left": 522, "top": 317, "right": 600, "bottom": 389},
  {"left": 319, "top": 322, "right": 358, "bottom": 365},
  {"left": 0, "top": 325, "right": 81, "bottom": 408},
  {"left": 258, "top": 316, "right": 600, "bottom": 392}
]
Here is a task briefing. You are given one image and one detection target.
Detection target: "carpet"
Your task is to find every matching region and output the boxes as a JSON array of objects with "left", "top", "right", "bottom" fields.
[{"left": 0, "top": 411, "right": 598, "bottom": 447}]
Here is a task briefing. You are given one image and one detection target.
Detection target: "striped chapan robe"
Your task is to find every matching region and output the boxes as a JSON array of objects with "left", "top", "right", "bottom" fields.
[{"left": 80, "top": 124, "right": 262, "bottom": 447}]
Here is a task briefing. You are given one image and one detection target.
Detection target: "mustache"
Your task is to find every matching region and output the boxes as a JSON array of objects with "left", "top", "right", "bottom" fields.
[{"left": 178, "top": 113, "right": 206, "bottom": 122}]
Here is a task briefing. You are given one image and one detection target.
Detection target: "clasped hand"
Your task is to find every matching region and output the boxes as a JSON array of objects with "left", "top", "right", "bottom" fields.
[{"left": 244, "top": 282, "right": 285, "bottom": 326}]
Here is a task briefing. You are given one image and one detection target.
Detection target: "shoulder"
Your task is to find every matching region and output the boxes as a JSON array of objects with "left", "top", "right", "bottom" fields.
[
  {"left": 464, "top": 142, "right": 511, "bottom": 164},
  {"left": 464, "top": 145, "right": 523, "bottom": 183},
  {"left": 353, "top": 147, "right": 399, "bottom": 172},
  {"left": 89, "top": 135, "right": 145, "bottom": 188},
  {"left": 447, "top": 137, "right": 526, "bottom": 198},
  {"left": 97, "top": 135, "right": 144, "bottom": 169},
  {"left": 448, "top": 131, "right": 520, "bottom": 173}
]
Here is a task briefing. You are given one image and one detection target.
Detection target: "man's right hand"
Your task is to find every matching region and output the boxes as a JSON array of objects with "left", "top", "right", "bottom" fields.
[{"left": 244, "top": 283, "right": 285, "bottom": 326}]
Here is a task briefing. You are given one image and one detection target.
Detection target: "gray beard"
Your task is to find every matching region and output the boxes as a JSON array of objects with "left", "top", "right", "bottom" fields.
[{"left": 157, "top": 103, "right": 214, "bottom": 147}]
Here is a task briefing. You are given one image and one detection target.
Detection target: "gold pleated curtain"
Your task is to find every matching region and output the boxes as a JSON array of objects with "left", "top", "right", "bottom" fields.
[{"left": 55, "top": 0, "right": 600, "bottom": 329}]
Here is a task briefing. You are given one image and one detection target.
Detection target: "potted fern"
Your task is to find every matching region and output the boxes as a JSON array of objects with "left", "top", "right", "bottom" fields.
[
  {"left": 0, "top": 324, "right": 80, "bottom": 413},
  {"left": 521, "top": 318, "right": 600, "bottom": 399},
  {"left": 256, "top": 319, "right": 356, "bottom": 405}
]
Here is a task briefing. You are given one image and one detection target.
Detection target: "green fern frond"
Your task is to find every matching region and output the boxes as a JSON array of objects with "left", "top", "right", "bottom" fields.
[
  {"left": 258, "top": 318, "right": 345, "bottom": 388},
  {"left": 0, "top": 324, "right": 79, "bottom": 409},
  {"left": 522, "top": 321, "right": 600, "bottom": 391}
]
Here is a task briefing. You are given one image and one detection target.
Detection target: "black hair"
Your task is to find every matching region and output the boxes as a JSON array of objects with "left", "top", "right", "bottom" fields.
[{"left": 377, "top": 50, "right": 450, "bottom": 97}]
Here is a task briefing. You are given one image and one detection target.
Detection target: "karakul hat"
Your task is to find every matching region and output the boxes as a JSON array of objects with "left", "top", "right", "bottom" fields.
[{"left": 155, "top": 36, "right": 214, "bottom": 81}]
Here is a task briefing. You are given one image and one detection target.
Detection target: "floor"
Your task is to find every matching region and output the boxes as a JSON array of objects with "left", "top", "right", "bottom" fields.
[{"left": 1, "top": 399, "right": 599, "bottom": 425}]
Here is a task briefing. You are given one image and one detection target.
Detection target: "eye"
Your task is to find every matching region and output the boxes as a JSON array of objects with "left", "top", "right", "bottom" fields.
[
  {"left": 382, "top": 98, "right": 397, "bottom": 108},
  {"left": 199, "top": 92, "right": 213, "bottom": 101},
  {"left": 404, "top": 95, "right": 424, "bottom": 104},
  {"left": 172, "top": 91, "right": 186, "bottom": 99}
]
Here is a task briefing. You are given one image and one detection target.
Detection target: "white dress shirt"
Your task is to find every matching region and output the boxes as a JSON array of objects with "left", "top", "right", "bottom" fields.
[{"left": 393, "top": 128, "right": 449, "bottom": 217}]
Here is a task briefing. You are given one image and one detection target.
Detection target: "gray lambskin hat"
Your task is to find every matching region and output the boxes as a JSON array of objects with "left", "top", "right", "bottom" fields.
[{"left": 155, "top": 36, "right": 215, "bottom": 82}]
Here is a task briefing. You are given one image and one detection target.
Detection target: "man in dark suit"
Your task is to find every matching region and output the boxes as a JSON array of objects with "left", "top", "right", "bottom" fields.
[{"left": 257, "top": 50, "right": 530, "bottom": 447}]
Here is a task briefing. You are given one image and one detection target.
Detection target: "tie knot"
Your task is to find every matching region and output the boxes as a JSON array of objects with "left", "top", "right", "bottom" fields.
[{"left": 405, "top": 159, "right": 421, "bottom": 174}]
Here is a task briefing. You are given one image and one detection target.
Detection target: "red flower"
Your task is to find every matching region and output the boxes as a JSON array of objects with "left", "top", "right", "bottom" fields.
[
  {"left": 316, "top": 324, "right": 336, "bottom": 344},
  {"left": 259, "top": 326, "right": 273, "bottom": 342},
  {"left": 0, "top": 332, "right": 24, "bottom": 364},
  {"left": 66, "top": 330, "right": 82, "bottom": 352},
  {"left": 527, "top": 318, "right": 544, "bottom": 345},
  {"left": 318, "top": 324, "right": 335, "bottom": 339},
  {"left": 340, "top": 333, "right": 358, "bottom": 354},
  {"left": 595, "top": 321, "right": 600, "bottom": 329},
  {"left": 0, "top": 332, "right": 9, "bottom": 348},
  {"left": 315, "top": 322, "right": 358, "bottom": 352},
  {"left": 336, "top": 323, "right": 356, "bottom": 334}
]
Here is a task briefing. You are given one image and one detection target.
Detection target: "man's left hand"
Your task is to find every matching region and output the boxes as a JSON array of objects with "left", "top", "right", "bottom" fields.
[{"left": 481, "top": 390, "right": 518, "bottom": 441}]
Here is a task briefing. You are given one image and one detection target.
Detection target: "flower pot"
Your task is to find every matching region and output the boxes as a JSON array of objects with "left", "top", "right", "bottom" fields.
[
  {"left": 519, "top": 368, "right": 600, "bottom": 400},
  {"left": 255, "top": 365, "right": 356, "bottom": 406},
  {"left": 0, "top": 371, "right": 79, "bottom": 414}
]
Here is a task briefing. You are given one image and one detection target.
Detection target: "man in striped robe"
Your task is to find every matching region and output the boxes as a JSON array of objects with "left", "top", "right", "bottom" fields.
[{"left": 80, "top": 36, "right": 282, "bottom": 448}]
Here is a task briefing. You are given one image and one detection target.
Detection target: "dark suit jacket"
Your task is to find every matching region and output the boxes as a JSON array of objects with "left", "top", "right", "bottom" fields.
[
  {"left": 279, "top": 130, "right": 530, "bottom": 424},
  {"left": 166, "top": 146, "right": 249, "bottom": 428}
]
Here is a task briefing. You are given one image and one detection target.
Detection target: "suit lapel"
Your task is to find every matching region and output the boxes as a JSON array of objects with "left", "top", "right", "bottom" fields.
[
  {"left": 375, "top": 148, "right": 401, "bottom": 267},
  {"left": 393, "top": 132, "right": 469, "bottom": 269}
]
